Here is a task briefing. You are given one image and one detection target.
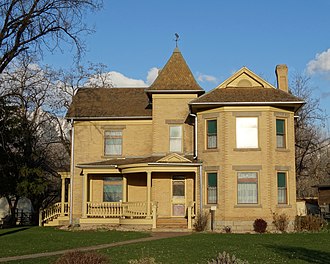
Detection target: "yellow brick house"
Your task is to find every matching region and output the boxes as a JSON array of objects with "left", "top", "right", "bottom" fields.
[{"left": 42, "top": 48, "right": 304, "bottom": 231}]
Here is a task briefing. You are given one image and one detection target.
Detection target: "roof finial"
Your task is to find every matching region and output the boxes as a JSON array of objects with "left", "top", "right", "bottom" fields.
[{"left": 174, "top": 33, "right": 179, "bottom": 48}]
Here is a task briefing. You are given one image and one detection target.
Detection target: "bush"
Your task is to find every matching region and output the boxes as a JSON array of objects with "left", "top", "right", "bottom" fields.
[
  {"left": 128, "top": 257, "right": 157, "bottom": 264},
  {"left": 272, "top": 213, "right": 289, "bottom": 232},
  {"left": 194, "top": 211, "right": 209, "bottom": 232},
  {"left": 294, "top": 215, "right": 327, "bottom": 232},
  {"left": 223, "top": 226, "right": 231, "bottom": 233},
  {"left": 55, "top": 251, "right": 108, "bottom": 264},
  {"left": 253, "top": 218, "right": 267, "bottom": 233},
  {"left": 208, "top": 251, "right": 249, "bottom": 264}
]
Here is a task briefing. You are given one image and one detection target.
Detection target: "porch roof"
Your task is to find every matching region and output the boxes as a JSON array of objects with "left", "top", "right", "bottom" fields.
[{"left": 76, "top": 154, "right": 199, "bottom": 169}]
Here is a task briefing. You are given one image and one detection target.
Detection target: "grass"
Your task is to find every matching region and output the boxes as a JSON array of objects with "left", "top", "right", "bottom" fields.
[
  {"left": 101, "top": 232, "right": 330, "bottom": 264},
  {"left": 1, "top": 227, "right": 330, "bottom": 263},
  {"left": 0, "top": 226, "right": 149, "bottom": 258}
]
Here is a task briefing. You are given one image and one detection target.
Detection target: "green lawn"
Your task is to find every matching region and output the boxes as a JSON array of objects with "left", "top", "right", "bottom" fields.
[
  {"left": 101, "top": 232, "right": 330, "bottom": 264},
  {"left": 0, "top": 226, "right": 149, "bottom": 258},
  {"left": 1, "top": 227, "right": 330, "bottom": 264}
]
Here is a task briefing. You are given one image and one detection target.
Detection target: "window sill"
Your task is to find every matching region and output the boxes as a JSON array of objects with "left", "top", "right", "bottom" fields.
[
  {"left": 204, "top": 204, "right": 218, "bottom": 208},
  {"left": 275, "top": 148, "right": 290, "bottom": 152},
  {"left": 203, "top": 149, "right": 219, "bottom": 153},
  {"left": 234, "top": 204, "right": 262, "bottom": 208},
  {"left": 101, "top": 155, "right": 123, "bottom": 159},
  {"left": 277, "top": 204, "right": 292, "bottom": 208},
  {"left": 233, "top": 148, "right": 261, "bottom": 152}
]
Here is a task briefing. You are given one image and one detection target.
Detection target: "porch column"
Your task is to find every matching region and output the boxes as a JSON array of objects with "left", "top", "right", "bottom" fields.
[
  {"left": 82, "top": 174, "right": 88, "bottom": 218},
  {"left": 60, "top": 176, "right": 65, "bottom": 216},
  {"left": 146, "top": 171, "right": 151, "bottom": 218},
  {"left": 123, "top": 176, "right": 127, "bottom": 202}
]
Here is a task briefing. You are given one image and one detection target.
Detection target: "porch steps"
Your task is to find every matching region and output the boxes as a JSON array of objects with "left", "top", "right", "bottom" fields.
[{"left": 156, "top": 217, "right": 188, "bottom": 229}]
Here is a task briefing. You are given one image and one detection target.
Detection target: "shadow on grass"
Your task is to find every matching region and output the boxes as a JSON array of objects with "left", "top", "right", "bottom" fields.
[
  {"left": 0, "top": 227, "right": 30, "bottom": 237},
  {"left": 265, "top": 245, "right": 330, "bottom": 263}
]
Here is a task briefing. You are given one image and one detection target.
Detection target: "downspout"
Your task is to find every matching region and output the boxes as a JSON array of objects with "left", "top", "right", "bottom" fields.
[
  {"left": 190, "top": 113, "right": 203, "bottom": 211},
  {"left": 69, "top": 119, "right": 74, "bottom": 226},
  {"left": 189, "top": 113, "right": 198, "bottom": 159},
  {"left": 199, "top": 163, "right": 203, "bottom": 211}
]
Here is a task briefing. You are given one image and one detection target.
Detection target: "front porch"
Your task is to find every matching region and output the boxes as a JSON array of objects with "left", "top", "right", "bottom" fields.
[{"left": 42, "top": 154, "right": 200, "bottom": 229}]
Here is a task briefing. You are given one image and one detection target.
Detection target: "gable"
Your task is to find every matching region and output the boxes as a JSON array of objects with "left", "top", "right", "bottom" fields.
[
  {"left": 217, "top": 67, "right": 274, "bottom": 89},
  {"left": 157, "top": 153, "right": 192, "bottom": 163}
]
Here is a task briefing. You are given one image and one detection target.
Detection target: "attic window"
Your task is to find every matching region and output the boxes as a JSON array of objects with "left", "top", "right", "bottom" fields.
[{"left": 237, "top": 79, "right": 252, "bottom": 87}]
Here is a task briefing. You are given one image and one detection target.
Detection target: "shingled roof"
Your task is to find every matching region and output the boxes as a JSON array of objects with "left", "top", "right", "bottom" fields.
[
  {"left": 190, "top": 87, "right": 304, "bottom": 111},
  {"left": 147, "top": 48, "right": 203, "bottom": 93},
  {"left": 191, "top": 87, "right": 303, "bottom": 104},
  {"left": 66, "top": 87, "right": 151, "bottom": 119}
]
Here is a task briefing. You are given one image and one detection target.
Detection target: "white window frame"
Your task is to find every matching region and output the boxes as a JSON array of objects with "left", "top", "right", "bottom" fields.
[
  {"left": 104, "top": 130, "right": 123, "bottom": 156},
  {"left": 237, "top": 171, "right": 258, "bottom": 204},
  {"left": 169, "top": 125, "right": 183, "bottom": 153},
  {"left": 236, "top": 117, "right": 258, "bottom": 148}
]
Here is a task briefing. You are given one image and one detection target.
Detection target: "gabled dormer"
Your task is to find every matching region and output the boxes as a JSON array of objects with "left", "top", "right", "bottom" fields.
[
  {"left": 217, "top": 66, "right": 274, "bottom": 89},
  {"left": 190, "top": 66, "right": 304, "bottom": 113}
]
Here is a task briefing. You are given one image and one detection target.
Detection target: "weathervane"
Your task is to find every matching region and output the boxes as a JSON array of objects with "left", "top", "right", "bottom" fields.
[{"left": 174, "top": 33, "right": 179, "bottom": 47}]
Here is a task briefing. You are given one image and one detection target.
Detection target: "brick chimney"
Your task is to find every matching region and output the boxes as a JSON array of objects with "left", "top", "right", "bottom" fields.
[{"left": 275, "top": 64, "right": 288, "bottom": 92}]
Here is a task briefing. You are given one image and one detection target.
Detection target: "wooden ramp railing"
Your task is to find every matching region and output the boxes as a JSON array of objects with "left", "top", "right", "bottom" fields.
[{"left": 40, "top": 202, "right": 69, "bottom": 225}]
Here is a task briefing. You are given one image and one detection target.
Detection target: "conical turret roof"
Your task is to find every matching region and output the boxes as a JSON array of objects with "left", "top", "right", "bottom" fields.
[{"left": 147, "top": 48, "right": 203, "bottom": 93}]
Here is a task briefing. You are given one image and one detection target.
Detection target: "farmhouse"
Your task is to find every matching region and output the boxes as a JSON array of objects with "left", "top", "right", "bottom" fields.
[{"left": 42, "top": 47, "right": 304, "bottom": 231}]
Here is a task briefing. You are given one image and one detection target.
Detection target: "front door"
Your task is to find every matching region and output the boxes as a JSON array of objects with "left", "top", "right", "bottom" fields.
[{"left": 171, "top": 176, "right": 186, "bottom": 216}]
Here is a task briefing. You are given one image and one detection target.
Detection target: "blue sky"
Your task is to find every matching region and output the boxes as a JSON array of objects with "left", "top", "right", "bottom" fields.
[{"left": 43, "top": 0, "right": 330, "bottom": 128}]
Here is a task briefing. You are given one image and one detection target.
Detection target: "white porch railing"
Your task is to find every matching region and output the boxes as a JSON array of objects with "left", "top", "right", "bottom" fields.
[
  {"left": 41, "top": 202, "right": 69, "bottom": 224},
  {"left": 187, "top": 201, "right": 195, "bottom": 229},
  {"left": 86, "top": 201, "right": 151, "bottom": 218}
]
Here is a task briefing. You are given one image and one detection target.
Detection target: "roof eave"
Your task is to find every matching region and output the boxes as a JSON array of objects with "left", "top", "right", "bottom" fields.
[
  {"left": 189, "top": 101, "right": 305, "bottom": 112},
  {"left": 66, "top": 116, "right": 153, "bottom": 121},
  {"left": 145, "top": 89, "right": 204, "bottom": 94}
]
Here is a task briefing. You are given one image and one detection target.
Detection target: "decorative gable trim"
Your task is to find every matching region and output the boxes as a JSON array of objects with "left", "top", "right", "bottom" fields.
[
  {"left": 157, "top": 153, "right": 192, "bottom": 163},
  {"left": 217, "top": 67, "right": 275, "bottom": 89}
]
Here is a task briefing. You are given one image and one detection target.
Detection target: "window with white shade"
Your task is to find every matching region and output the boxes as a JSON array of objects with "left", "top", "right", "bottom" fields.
[
  {"left": 207, "top": 120, "right": 217, "bottom": 149},
  {"left": 277, "top": 172, "right": 287, "bottom": 204},
  {"left": 237, "top": 172, "right": 258, "bottom": 204},
  {"left": 207, "top": 172, "right": 217, "bottom": 204},
  {"left": 104, "top": 130, "right": 122, "bottom": 156},
  {"left": 169, "top": 125, "right": 182, "bottom": 152},
  {"left": 276, "top": 119, "right": 286, "bottom": 148},
  {"left": 236, "top": 117, "right": 258, "bottom": 148}
]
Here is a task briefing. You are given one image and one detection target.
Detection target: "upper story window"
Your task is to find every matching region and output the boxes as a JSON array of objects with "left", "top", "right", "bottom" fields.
[
  {"left": 276, "top": 119, "right": 286, "bottom": 148},
  {"left": 207, "top": 120, "right": 217, "bottom": 149},
  {"left": 169, "top": 125, "right": 182, "bottom": 152},
  {"left": 237, "top": 172, "right": 258, "bottom": 204},
  {"left": 104, "top": 130, "right": 123, "bottom": 156},
  {"left": 236, "top": 117, "right": 258, "bottom": 148}
]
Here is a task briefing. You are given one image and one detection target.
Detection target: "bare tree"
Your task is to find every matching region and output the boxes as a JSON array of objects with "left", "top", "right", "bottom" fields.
[
  {"left": 291, "top": 73, "right": 330, "bottom": 197},
  {"left": 0, "top": 0, "right": 102, "bottom": 73},
  {"left": 0, "top": 58, "right": 69, "bottom": 225}
]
